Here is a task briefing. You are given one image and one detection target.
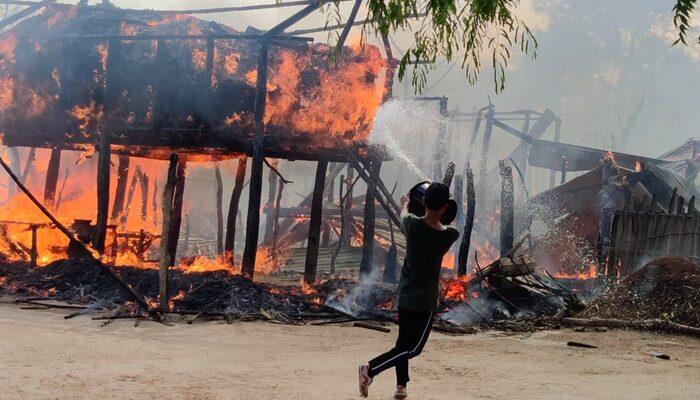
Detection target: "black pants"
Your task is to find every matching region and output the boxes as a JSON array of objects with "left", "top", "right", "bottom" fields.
[{"left": 367, "top": 307, "right": 434, "bottom": 387}]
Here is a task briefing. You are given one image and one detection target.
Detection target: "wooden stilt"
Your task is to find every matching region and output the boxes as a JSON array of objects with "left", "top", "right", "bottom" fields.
[
  {"left": 452, "top": 174, "right": 464, "bottom": 271},
  {"left": 433, "top": 96, "right": 449, "bottom": 180},
  {"left": 152, "top": 178, "right": 159, "bottom": 226},
  {"left": 477, "top": 105, "right": 495, "bottom": 205},
  {"left": 6, "top": 147, "right": 20, "bottom": 200},
  {"left": 112, "top": 156, "right": 131, "bottom": 220},
  {"left": 330, "top": 173, "right": 346, "bottom": 275},
  {"left": 225, "top": 156, "right": 247, "bottom": 265},
  {"left": 304, "top": 160, "right": 328, "bottom": 284},
  {"left": 20, "top": 147, "right": 36, "bottom": 184},
  {"left": 215, "top": 163, "right": 224, "bottom": 256},
  {"left": 560, "top": 156, "right": 567, "bottom": 185},
  {"left": 241, "top": 41, "right": 269, "bottom": 279},
  {"left": 360, "top": 159, "right": 381, "bottom": 279},
  {"left": 499, "top": 160, "right": 514, "bottom": 256},
  {"left": 30, "top": 224, "right": 38, "bottom": 268},
  {"left": 271, "top": 177, "right": 284, "bottom": 263},
  {"left": 93, "top": 133, "right": 110, "bottom": 253},
  {"left": 158, "top": 153, "right": 179, "bottom": 311},
  {"left": 549, "top": 118, "right": 562, "bottom": 188},
  {"left": 120, "top": 166, "right": 141, "bottom": 225},
  {"left": 321, "top": 173, "right": 334, "bottom": 247},
  {"left": 111, "top": 155, "right": 130, "bottom": 220},
  {"left": 44, "top": 148, "right": 61, "bottom": 209},
  {"left": 263, "top": 161, "right": 278, "bottom": 244},
  {"left": 167, "top": 159, "right": 186, "bottom": 263},
  {"left": 457, "top": 165, "right": 475, "bottom": 276},
  {"left": 139, "top": 172, "right": 149, "bottom": 221}
]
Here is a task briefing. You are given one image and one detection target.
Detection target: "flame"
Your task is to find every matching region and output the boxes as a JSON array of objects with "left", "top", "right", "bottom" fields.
[
  {"left": 0, "top": 77, "right": 13, "bottom": 112},
  {"left": 442, "top": 274, "right": 477, "bottom": 303},
  {"left": 634, "top": 161, "right": 642, "bottom": 172},
  {"left": 603, "top": 150, "right": 615, "bottom": 161},
  {"left": 553, "top": 264, "right": 597, "bottom": 280},
  {"left": 191, "top": 48, "right": 207, "bottom": 70}
]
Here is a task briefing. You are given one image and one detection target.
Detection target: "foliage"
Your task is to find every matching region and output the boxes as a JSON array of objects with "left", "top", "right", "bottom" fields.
[
  {"left": 672, "top": 0, "right": 698, "bottom": 45},
  {"left": 327, "top": 0, "right": 537, "bottom": 94},
  {"left": 321, "top": 1, "right": 698, "bottom": 93}
]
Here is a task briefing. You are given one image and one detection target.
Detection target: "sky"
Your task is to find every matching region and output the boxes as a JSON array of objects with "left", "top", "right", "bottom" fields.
[{"left": 9, "top": 0, "right": 700, "bottom": 158}]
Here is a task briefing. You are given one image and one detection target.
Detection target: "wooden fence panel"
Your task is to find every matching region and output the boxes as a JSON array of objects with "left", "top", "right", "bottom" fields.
[{"left": 608, "top": 211, "right": 700, "bottom": 278}]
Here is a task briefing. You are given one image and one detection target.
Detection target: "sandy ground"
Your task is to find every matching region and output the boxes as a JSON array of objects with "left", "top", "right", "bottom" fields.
[{"left": 0, "top": 303, "right": 698, "bottom": 400}]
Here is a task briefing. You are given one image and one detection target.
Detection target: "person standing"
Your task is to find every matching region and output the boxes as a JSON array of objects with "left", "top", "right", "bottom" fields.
[{"left": 359, "top": 182, "right": 459, "bottom": 399}]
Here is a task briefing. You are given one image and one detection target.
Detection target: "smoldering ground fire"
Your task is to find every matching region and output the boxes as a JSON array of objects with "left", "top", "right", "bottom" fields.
[{"left": 0, "top": 1, "right": 698, "bottom": 340}]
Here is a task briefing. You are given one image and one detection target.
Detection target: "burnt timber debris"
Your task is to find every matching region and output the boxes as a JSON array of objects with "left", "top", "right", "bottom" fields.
[{"left": 0, "top": 2, "right": 698, "bottom": 335}]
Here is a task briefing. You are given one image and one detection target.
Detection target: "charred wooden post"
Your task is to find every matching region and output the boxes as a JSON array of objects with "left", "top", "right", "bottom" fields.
[
  {"left": 43, "top": 148, "right": 61, "bottom": 209},
  {"left": 21, "top": 148, "right": 36, "bottom": 184},
  {"left": 139, "top": 173, "right": 149, "bottom": 221},
  {"left": 263, "top": 162, "right": 279, "bottom": 244},
  {"left": 560, "top": 156, "right": 567, "bottom": 184},
  {"left": 321, "top": 173, "right": 335, "bottom": 247},
  {"left": 29, "top": 224, "right": 38, "bottom": 268},
  {"left": 152, "top": 178, "right": 159, "bottom": 226},
  {"left": 549, "top": 117, "right": 562, "bottom": 188},
  {"left": 94, "top": 38, "right": 121, "bottom": 253},
  {"left": 167, "top": 159, "right": 187, "bottom": 262},
  {"left": 214, "top": 163, "right": 224, "bottom": 256},
  {"left": 599, "top": 156, "right": 621, "bottom": 274},
  {"left": 158, "top": 153, "right": 179, "bottom": 311},
  {"left": 330, "top": 173, "right": 346, "bottom": 274},
  {"left": 242, "top": 41, "right": 269, "bottom": 279},
  {"left": 688, "top": 196, "right": 696, "bottom": 214},
  {"left": 668, "top": 188, "right": 677, "bottom": 214},
  {"left": 677, "top": 196, "right": 686, "bottom": 215},
  {"left": 342, "top": 166, "right": 354, "bottom": 247},
  {"left": 304, "top": 160, "right": 329, "bottom": 284},
  {"left": 360, "top": 159, "right": 382, "bottom": 279},
  {"left": 183, "top": 216, "right": 191, "bottom": 256},
  {"left": 457, "top": 165, "right": 476, "bottom": 276},
  {"left": 225, "top": 156, "right": 247, "bottom": 265},
  {"left": 272, "top": 177, "right": 284, "bottom": 263},
  {"left": 382, "top": 187, "right": 398, "bottom": 284},
  {"left": 6, "top": 147, "right": 20, "bottom": 200},
  {"left": 452, "top": 174, "right": 464, "bottom": 271},
  {"left": 478, "top": 105, "right": 495, "bottom": 205},
  {"left": 111, "top": 155, "right": 130, "bottom": 220},
  {"left": 93, "top": 133, "right": 111, "bottom": 253},
  {"left": 121, "top": 166, "right": 141, "bottom": 225},
  {"left": 433, "top": 96, "right": 449, "bottom": 180},
  {"left": 499, "top": 161, "right": 514, "bottom": 256}
]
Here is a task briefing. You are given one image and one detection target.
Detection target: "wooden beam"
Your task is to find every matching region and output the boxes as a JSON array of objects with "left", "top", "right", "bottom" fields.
[
  {"left": 111, "top": 155, "right": 130, "bottom": 220},
  {"left": 271, "top": 176, "right": 284, "bottom": 263},
  {"left": 321, "top": 173, "right": 334, "bottom": 246},
  {"left": 499, "top": 161, "right": 514, "bottom": 256},
  {"left": 1, "top": 0, "right": 342, "bottom": 15},
  {"left": 215, "top": 163, "right": 224, "bottom": 256},
  {"left": 433, "top": 97, "right": 449, "bottom": 180},
  {"left": 158, "top": 153, "right": 179, "bottom": 312},
  {"left": 225, "top": 157, "right": 247, "bottom": 265},
  {"left": 304, "top": 160, "right": 328, "bottom": 284},
  {"left": 43, "top": 148, "right": 61, "bottom": 209},
  {"left": 360, "top": 159, "right": 381, "bottom": 278},
  {"left": 241, "top": 41, "right": 269, "bottom": 279},
  {"left": 336, "top": 0, "right": 363, "bottom": 50},
  {"left": 263, "top": 161, "right": 279, "bottom": 244},
  {"left": 264, "top": 1, "right": 322, "bottom": 36},
  {"left": 167, "top": 159, "right": 186, "bottom": 262},
  {"left": 478, "top": 105, "right": 495, "bottom": 205},
  {"left": 549, "top": 118, "right": 562, "bottom": 188},
  {"left": 0, "top": 0, "right": 56, "bottom": 30},
  {"left": 457, "top": 165, "right": 475, "bottom": 276}
]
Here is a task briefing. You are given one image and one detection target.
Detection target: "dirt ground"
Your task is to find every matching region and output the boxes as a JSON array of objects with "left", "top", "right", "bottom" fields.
[{"left": 0, "top": 303, "right": 698, "bottom": 400}]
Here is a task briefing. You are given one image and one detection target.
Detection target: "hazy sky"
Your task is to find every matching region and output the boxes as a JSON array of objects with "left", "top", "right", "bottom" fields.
[{"left": 39, "top": 1, "right": 700, "bottom": 158}]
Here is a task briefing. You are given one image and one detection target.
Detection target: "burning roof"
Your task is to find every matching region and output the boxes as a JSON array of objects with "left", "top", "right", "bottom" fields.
[{"left": 0, "top": 5, "right": 387, "bottom": 160}]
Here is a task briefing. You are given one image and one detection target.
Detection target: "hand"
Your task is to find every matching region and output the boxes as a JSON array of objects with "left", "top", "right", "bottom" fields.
[{"left": 400, "top": 193, "right": 409, "bottom": 207}]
